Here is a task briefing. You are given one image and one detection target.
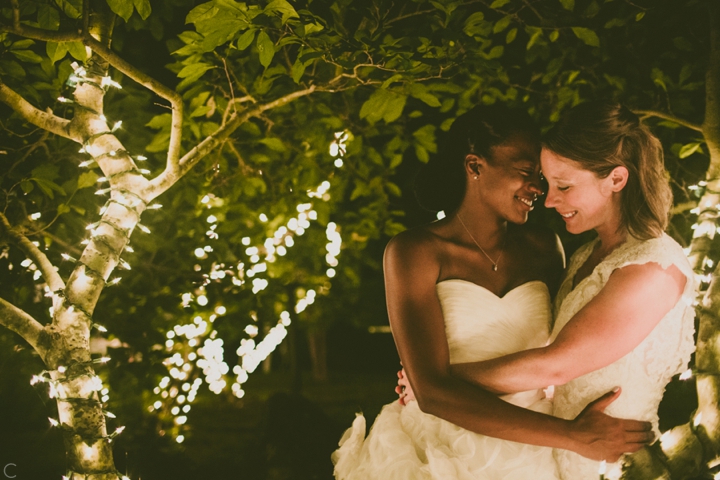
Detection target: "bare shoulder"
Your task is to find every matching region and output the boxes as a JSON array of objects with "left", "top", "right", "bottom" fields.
[
  {"left": 385, "top": 225, "right": 441, "bottom": 263},
  {"left": 384, "top": 224, "right": 444, "bottom": 278}
]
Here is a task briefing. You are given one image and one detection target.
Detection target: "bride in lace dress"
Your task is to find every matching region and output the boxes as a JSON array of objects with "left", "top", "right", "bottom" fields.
[
  {"left": 332, "top": 104, "right": 656, "bottom": 480},
  {"left": 444, "top": 102, "right": 695, "bottom": 479}
]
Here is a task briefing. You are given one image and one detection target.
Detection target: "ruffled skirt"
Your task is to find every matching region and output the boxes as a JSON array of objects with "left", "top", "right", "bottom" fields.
[{"left": 332, "top": 395, "right": 560, "bottom": 480}]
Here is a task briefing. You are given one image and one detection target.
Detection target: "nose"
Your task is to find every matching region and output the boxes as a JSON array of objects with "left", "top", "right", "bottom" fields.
[
  {"left": 527, "top": 171, "right": 544, "bottom": 197},
  {"left": 545, "top": 188, "right": 559, "bottom": 208}
]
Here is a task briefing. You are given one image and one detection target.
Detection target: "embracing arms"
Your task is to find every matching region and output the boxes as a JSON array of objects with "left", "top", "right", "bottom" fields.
[
  {"left": 385, "top": 231, "right": 653, "bottom": 461},
  {"left": 450, "top": 261, "right": 687, "bottom": 394}
]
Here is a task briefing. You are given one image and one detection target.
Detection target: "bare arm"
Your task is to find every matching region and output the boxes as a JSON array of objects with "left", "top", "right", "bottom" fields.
[
  {"left": 385, "top": 232, "right": 652, "bottom": 461},
  {"left": 450, "top": 262, "right": 687, "bottom": 394}
]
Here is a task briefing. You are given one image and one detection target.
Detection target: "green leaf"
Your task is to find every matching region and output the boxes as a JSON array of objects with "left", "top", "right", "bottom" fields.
[
  {"left": 383, "top": 93, "right": 407, "bottom": 123},
  {"left": 31, "top": 178, "right": 66, "bottom": 199},
  {"left": 490, "top": 0, "right": 510, "bottom": 8},
  {"left": 571, "top": 27, "right": 600, "bottom": 47},
  {"left": 679, "top": 64, "right": 693, "bottom": 86},
  {"left": 31, "top": 164, "right": 59, "bottom": 182},
  {"left": 415, "top": 144, "right": 429, "bottom": 163},
  {"left": 463, "top": 12, "right": 485, "bottom": 37},
  {"left": 57, "top": 204, "right": 71, "bottom": 215},
  {"left": 506, "top": 28, "right": 517, "bottom": 44},
  {"left": 177, "top": 62, "right": 213, "bottom": 79},
  {"left": 10, "top": 40, "right": 35, "bottom": 50},
  {"left": 303, "top": 22, "right": 324, "bottom": 36},
  {"left": 651, "top": 67, "right": 668, "bottom": 92},
  {"left": 413, "top": 125, "right": 437, "bottom": 154},
  {"left": 106, "top": 0, "right": 134, "bottom": 21},
  {"left": 549, "top": 29, "right": 560, "bottom": 42},
  {"left": 236, "top": 29, "right": 256, "bottom": 50},
  {"left": 20, "top": 180, "right": 34, "bottom": 194},
  {"left": 259, "top": 138, "right": 286, "bottom": 152},
  {"left": 486, "top": 45, "right": 504, "bottom": 59},
  {"left": 46, "top": 42, "right": 69, "bottom": 63},
  {"left": 291, "top": 57, "right": 306, "bottom": 83},
  {"left": 560, "top": 0, "right": 574, "bottom": 10},
  {"left": 526, "top": 27, "right": 543, "bottom": 49},
  {"left": 38, "top": 4, "right": 61, "bottom": 30},
  {"left": 389, "top": 154, "right": 403, "bottom": 169},
  {"left": 11, "top": 50, "right": 44, "bottom": 63},
  {"left": 54, "top": 0, "right": 81, "bottom": 19},
  {"left": 493, "top": 15, "right": 512, "bottom": 34},
  {"left": 186, "top": 2, "right": 219, "bottom": 24},
  {"left": 133, "top": 0, "right": 152, "bottom": 20},
  {"left": 635, "top": 12, "right": 645, "bottom": 21},
  {"left": 66, "top": 41, "right": 87, "bottom": 61},
  {"left": 679, "top": 142, "right": 702, "bottom": 159},
  {"left": 409, "top": 84, "right": 441, "bottom": 107},
  {"left": 256, "top": 31, "right": 275, "bottom": 68},
  {"left": 146, "top": 113, "right": 172, "bottom": 129},
  {"left": 386, "top": 182, "right": 402, "bottom": 197},
  {"left": 77, "top": 171, "right": 99, "bottom": 189},
  {"left": 264, "top": 0, "right": 299, "bottom": 24}
]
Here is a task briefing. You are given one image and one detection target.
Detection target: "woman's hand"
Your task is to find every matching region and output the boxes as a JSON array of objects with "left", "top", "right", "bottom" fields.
[
  {"left": 567, "top": 388, "right": 654, "bottom": 462},
  {"left": 395, "top": 368, "right": 416, "bottom": 405}
]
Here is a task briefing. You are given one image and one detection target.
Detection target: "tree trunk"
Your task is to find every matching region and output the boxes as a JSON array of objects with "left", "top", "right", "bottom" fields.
[
  {"left": 624, "top": 3, "right": 720, "bottom": 478},
  {"left": 307, "top": 328, "right": 328, "bottom": 382}
]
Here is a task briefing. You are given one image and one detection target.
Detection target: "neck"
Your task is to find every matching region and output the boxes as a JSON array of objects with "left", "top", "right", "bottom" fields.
[
  {"left": 595, "top": 222, "right": 627, "bottom": 257},
  {"left": 454, "top": 203, "right": 507, "bottom": 248}
]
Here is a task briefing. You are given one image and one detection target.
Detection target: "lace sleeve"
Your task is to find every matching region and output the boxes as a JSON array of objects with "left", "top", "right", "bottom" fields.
[{"left": 594, "top": 234, "right": 696, "bottom": 380}]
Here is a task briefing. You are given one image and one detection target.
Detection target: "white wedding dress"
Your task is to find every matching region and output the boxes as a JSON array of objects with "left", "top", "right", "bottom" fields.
[
  {"left": 332, "top": 279, "right": 561, "bottom": 480},
  {"left": 551, "top": 233, "right": 696, "bottom": 480}
]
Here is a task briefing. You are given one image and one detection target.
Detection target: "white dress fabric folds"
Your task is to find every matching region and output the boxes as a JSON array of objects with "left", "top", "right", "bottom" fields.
[{"left": 332, "top": 280, "right": 560, "bottom": 480}]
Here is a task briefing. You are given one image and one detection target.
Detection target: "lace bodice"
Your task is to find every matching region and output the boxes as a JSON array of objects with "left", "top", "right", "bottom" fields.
[
  {"left": 551, "top": 234, "right": 696, "bottom": 479},
  {"left": 437, "top": 279, "right": 553, "bottom": 408}
]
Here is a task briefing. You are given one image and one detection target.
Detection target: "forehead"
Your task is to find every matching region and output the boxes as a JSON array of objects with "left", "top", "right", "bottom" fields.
[
  {"left": 540, "top": 149, "right": 587, "bottom": 177},
  {"left": 492, "top": 134, "right": 541, "bottom": 165}
]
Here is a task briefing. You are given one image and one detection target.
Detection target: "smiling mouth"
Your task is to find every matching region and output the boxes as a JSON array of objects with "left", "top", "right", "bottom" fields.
[
  {"left": 515, "top": 196, "right": 535, "bottom": 210},
  {"left": 560, "top": 211, "right": 577, "bottom": 218}
]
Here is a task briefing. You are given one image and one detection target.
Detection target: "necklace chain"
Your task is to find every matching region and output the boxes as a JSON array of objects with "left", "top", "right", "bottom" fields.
[{"left": 456, "top": 213, "right": 505, "bottom": 272}]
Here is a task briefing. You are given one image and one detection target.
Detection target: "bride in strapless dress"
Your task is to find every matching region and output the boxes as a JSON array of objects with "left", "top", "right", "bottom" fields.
[
  {"left": 333, "top": 104, "right": 656, "bottom": 480},
  {"left": 334, "top": 280, "right": 561, "bottom": 479}
]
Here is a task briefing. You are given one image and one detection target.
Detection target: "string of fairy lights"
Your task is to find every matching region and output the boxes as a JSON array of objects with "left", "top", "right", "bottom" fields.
[
  {"left": 148, "top": 181, "right": 344, "bottom": 441},
  {"left": 147, "top": 135, "right": 348, "bottom": 442}
]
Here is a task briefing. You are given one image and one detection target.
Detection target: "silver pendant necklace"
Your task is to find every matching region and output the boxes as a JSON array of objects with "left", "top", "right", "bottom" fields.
[{"left": 456, "top": 213, "right": 505, "bottom": 272}]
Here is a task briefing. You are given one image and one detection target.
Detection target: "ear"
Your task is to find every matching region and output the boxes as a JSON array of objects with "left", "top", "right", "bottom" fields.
[
  {"left": 607, "top": 166, "right": 629, "bottom": 192},
  {"left": 464, "top": 154, "right": 487, "bottom": 178}
]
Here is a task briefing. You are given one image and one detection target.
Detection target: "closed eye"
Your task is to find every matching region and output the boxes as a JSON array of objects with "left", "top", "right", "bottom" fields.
[{"left": 557, "top": 186, "right": 570, "bottom": 191}]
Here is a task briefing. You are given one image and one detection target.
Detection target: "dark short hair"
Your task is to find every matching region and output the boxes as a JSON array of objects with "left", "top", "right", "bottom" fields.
[
  {"left": 544, "top": 101, "right": 672, "bottom": 240},
  {"left": 414, "top": 104, "right": 539, "bottom": 213}
]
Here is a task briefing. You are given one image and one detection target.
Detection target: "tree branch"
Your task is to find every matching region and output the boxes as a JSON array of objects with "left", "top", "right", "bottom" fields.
[
  {"left": 635, "top": 109, "right": 703, "bottom": 133},
  {"left": 0, "top": 84, "right": 77, "bottom": 141},
  {"left": 0, "top": 213, "right": 65, "bottom": 292},
  {"left": 81, "top": 36, "right": 184, "bottom": 178},
  {"left": 0, "top": 296, "right": 46, "bottom": 353},
  {"left": 0, "top": 22, "right": 184, "bottom": 178},
  {"left": 145, "top": 85, "right": 316, "bottom": 199}
]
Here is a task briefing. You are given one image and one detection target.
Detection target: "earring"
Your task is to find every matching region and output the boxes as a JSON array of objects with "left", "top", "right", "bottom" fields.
[{"left": 473, "top": 175, "right": 478, "bottom": 180}]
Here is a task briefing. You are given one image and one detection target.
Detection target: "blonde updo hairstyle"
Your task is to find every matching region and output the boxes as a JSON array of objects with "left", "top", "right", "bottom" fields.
[{"left": 544, "top": 102, "right": 672, "bottom": 240}]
